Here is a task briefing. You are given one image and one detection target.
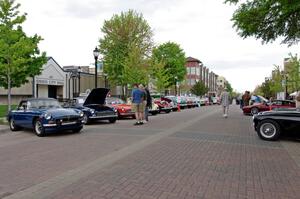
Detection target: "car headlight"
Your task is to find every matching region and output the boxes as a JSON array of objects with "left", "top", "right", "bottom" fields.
[
  {"left": 80, "top": 112, "right": 84, "bottom": 117},
  {"left": 43, "top": 113, "right": 52, "bottom": 120},
  {"left": 90, "top": 109, "right": 95, "bottom": 114}
]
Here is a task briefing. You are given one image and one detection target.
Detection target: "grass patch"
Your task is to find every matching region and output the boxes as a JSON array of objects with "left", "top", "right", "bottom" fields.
[{"left": 0, "top": 105, "right": 17, "bottom": 118}]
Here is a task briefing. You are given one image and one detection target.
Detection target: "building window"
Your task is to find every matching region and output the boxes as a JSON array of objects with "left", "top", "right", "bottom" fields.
[{"left": 190, "top": 67, "right": 196, "bottom": 75}]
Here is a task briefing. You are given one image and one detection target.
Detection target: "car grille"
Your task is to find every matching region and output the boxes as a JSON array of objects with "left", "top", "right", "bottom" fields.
[
  {"left": 56, "top": 116, "right": 79, "bottom": 124},
  {"left": 96, "top": 111, "right": 115, "bottom": 116}
]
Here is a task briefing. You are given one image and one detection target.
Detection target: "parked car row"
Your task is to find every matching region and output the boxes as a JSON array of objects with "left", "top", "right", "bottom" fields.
[{"left": 7, "top": 88, "right": 207, "bottom": 137}]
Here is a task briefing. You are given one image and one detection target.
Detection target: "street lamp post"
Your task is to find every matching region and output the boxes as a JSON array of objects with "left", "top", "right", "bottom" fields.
[
  {"left": 175, "top": 76, "right": 178, "bottom": 96},
  {"left": 93, "top": 47, "right": 100, "bottom": 88},
  {"left": 78, "top": 66, "right": 82, "bottom": 94}
]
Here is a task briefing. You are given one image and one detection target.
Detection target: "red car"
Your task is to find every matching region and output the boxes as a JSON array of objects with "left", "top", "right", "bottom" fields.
[
  {"left": 106, "top": 97, "right": 135, "bottom": 119},
  {"left": 242, "top": 99, "right": 296, "bottom": 115},
  {"left": 153, "top": 98, "right": 172, "bottom": 113}
]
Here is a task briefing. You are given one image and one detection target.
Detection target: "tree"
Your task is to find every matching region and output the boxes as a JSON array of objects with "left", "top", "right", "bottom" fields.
[
  {"left": 284, "top": 54, "right": 300, "bottom": 92},
  {"left": 225, "top": 82, "right": 233, "bottom": 94},
  {"left": 151, "top": 42, "right": 186, "bottom": 90},
  {"left": 269, "top": 65, "right": 283, "bottom": 95},
  {"left": 99, "top": 10, "right": 153, "bottom": 97},
  {"left": 225, "top": 0, "right": 300, "bottom": 46},
  {"left": 190, "top": 81, "right": 208, "bottom": 96},
  {"left": 0, "top": 0, "right": 47, "bottom": 111}
]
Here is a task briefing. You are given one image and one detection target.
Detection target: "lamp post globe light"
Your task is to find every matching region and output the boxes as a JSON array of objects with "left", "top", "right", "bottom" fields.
[{"left": 93, "top": 47, "right": 100, "bottom": 88}]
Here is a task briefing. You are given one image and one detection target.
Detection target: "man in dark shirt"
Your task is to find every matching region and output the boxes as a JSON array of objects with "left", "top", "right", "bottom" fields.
[{"left": 144, "top": 86, "right": 152, "bottom": 122}]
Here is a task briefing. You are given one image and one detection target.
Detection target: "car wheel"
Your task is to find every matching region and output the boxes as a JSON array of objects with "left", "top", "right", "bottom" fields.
[
  {"left": 34, "top": 120, "right": 45, "bottom": 137},
  {"left": 72, "top": 127, "right": 83, "bottom": 133},
  {"left": 257, "top": 120, "right": 281, "bottom": 141},
  {"left": 82, "top": 113, "right": 89, "bottom": 124},
  {"left": 251, "top": 107, "right": 259, "bottom": 115},
  {"left": 109, "top": 118, "right": 117, "bottom": 123},
  {"left": 9, "top": 118, "right": 21, "bottom": 131}
]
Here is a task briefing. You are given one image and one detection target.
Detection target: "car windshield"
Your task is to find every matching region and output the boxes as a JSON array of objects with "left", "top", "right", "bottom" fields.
[
  {"left": 106, "top": 98, "right": 125, "bottom": 105},
  {"left": 29, "top": 99, "right": 61, "bottom": 109}
]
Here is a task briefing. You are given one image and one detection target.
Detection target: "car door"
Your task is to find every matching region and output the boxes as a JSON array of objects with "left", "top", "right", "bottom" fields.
[
  {"left": 22, "top": 101, "right": 37, "bottom": 128},
  {"left": 13, "top": 101, "right": 28, "bottom": 127}
]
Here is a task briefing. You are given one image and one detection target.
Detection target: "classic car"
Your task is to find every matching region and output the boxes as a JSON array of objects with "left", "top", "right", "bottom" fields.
[
  {"left": 7, "top": 98, "right": 84, "bottom": 136},
  {"left": 242, "top": 99, "right": 295, "bottom": 115},
  {"left": 149, "top": 101, "right": 159, "bottom": 115},
  {"left": 153, "top": 98, "right": 172, "bottom": 113},
  {"left": 67, "top": 88, "right": 118, "bottom": 124},
  {"left": 106, "top": 97, "right": 135, "bottom": 119},
  {"left": 161, "top": 96, "right": 178, "bottom": 111},
  {"left": 253, "top": 108, "right": 300, "bottom": 141}
]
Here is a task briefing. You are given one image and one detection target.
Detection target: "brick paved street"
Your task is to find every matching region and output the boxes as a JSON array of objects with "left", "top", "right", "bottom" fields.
[{"left": 1, "top": 105, "right": 300, "bottom": 199}]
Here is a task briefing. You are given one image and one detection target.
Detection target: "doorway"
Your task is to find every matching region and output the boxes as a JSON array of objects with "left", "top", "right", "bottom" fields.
[{"left": 48, "top": 85, "right": 57, "bottom": 99}]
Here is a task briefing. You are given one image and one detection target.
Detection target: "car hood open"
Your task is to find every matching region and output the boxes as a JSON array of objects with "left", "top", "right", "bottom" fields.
[{"left": 83, "top": 88, "right": 110, "bottom": 106}]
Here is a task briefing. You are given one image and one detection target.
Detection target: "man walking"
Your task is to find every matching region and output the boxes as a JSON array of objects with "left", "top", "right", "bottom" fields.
[
  {"left": 131, "top": 84, "right": 144, "bottom": 125},
  {"left": 220, "top": 88, "right": 230, "bottom": 118}
]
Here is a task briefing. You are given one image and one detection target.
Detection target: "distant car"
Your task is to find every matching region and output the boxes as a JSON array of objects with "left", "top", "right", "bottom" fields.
[
  {"left": 106, "top": 97, "right": 135, "bottom": 119},
  {"left": 243, "top": 99, "right": 295, "bottom": 115},
  {"left": 200, "top": 97, "right": 209, "bottom": 106},
  {"left": 68, "top": 88, "right": 118, "bottom": 124},
  {"left": 149, "top": 101, "right": 159, "bottom": 115},
  {"left": 153, "top": 98, "right": 172, "bottom": 113},
  {"left": 253, "top": 108, "right": 300, "bottom": 141},
  {"left": 162, "top": 96, "right": 178, "bottom": 111},
  {"left": 7, "top": 98, "right": 84, "bottom": 136},
  {"left": 176, "top": 96, "right": 188, "bottom": 109}
]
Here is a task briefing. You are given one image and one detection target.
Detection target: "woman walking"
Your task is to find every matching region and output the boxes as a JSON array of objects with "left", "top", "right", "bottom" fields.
[{"left": 220, "top": 88, "right": 230, "bottom": 118}]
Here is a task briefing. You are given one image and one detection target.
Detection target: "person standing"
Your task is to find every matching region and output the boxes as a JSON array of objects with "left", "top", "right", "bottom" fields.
[
  {"left": 131, "top": 84, "right": 144, "bottom": 125},
  {"left": 220, "top": 88, "right": 230, "bottom": 118},
  {"left": 242, "top": 91, "right": 250, "bottom": 106},
  {"left": 144, "top": 86, "right": 152, "bottom": 122},
  {"left": 138, "top": 84, "right": 147, "bottom": 123},
  {"left": 296, "top": 91, "right": 300, "bottom": 109}
]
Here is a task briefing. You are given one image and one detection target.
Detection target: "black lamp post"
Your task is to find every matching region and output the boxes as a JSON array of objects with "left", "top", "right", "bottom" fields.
[
  {"left": 93, "top": 47, "right": 100, "bottom": 88},
  {"left": 175, "top": 76, "right": 178, "bottom": 96},
  {"left": 78, "top": 66, "right": 82, "bottom": 94}
]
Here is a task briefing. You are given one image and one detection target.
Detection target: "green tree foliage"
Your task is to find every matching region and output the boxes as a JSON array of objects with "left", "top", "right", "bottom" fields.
[
  {"left": 225, "top": 82, "right": 233, "bottom": 94},
  {"left": 150, "top": 60, "right": 171, "bottom": 93},
  {"left": 225, "top": 0, "right": 300, "bottom": 46},
  {"left": 151, "top": 42, "right": 186, "bottom": 89},
  {"left": 190, "top": 81, "right": 208, "bottom": 96},
  {"left": 0, "top": 0, "right": 47, "bottom": 110},
  {"left": 269, "top": 65, "right": 283, "bottom": 94},
  {"left": 284, "top": 54, "right": 300, "bottom": 92},
  {"left": 99, "top": 10, "right": 153, "bottom": 88}
]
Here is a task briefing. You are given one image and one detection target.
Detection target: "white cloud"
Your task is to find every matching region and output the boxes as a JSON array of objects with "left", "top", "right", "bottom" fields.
[{"left": 17, "top": 0, "right": 299, "bottom": 92}]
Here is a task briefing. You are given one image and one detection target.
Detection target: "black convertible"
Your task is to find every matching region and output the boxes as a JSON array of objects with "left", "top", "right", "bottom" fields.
[
  {"left": 253, "top": 108, "right": 300, "bottom": 141},
  {"left": 67, "top": 88, "right": 118, "bottom": 124}
]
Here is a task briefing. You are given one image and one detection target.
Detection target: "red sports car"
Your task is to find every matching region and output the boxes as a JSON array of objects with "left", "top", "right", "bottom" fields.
[
  {"left": 242, "top": 99, "right": 296, "bottom": 115},
  {"left": 153, "top": 98, "right": 172, "bottom": 113},
  {"left": 106, "top": 97, "right": 135, "bottom": 119}
]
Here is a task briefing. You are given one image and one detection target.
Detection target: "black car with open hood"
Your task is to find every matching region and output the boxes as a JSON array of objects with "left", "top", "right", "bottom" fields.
[
  {"left": 67, "top": 88, "right": 117, "bottom": 124},
  {"left": 253, "top": 108, "right": 300, "bottom": 141}
]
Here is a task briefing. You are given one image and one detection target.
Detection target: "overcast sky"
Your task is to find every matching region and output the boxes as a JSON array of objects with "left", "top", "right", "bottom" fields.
[{"left": 19, "top": 0, "right": 299, "bottom": 92}]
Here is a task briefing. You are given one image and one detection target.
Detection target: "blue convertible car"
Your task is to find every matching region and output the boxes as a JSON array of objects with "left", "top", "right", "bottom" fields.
[{"left": 7, "top": 98, "right": 84, "bottom": 136}]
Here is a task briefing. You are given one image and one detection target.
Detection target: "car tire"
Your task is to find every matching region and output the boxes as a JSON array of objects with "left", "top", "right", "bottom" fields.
[
  {"left": 34, "top": 120, "right": 45, "bottom": 137},
  {"left": 257, "top": 119, "right": 281, "bottom": 141},
  {"left": 109, "top": 118, "right": 117, "bottom": 123},
  {"left": 251, "top": 107, "right": 259, "bottom": 115},
  {"left": 72, "top": 127, "right": 83, "bottom": 133},
  {"left": 9, "top": 118, "right": 21, "bottom": 131},
  {"left": 82, "top": 113, "right": 89, "bottom": 124}
]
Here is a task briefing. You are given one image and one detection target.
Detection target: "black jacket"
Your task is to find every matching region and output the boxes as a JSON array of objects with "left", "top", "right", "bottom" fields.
[{"left": 145, "top": 88, "right": 152, "bottom": 107}]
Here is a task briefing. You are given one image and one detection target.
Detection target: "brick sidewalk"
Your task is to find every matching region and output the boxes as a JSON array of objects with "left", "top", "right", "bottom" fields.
[{"left": 3, "top": 106, "right": 300, "bottom": 199}]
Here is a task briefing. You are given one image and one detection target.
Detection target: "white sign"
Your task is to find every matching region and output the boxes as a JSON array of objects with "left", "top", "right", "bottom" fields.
[{"left": 36, "top": 78, "right": 64, "bottom": 85}]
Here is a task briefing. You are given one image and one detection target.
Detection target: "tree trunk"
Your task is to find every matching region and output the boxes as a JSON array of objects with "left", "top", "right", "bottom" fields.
[{"left": 7, "top": 75, "right": 11, "bottom": 112}]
